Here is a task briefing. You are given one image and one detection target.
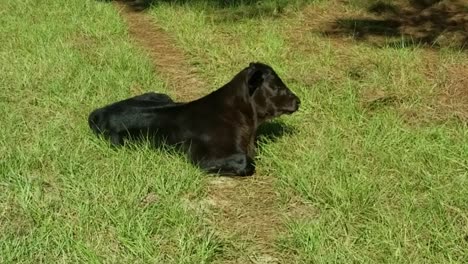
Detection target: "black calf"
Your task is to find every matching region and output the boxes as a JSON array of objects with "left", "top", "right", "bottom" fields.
[{"left": 88, "top": 62, "right": 300, "bottom": 176}]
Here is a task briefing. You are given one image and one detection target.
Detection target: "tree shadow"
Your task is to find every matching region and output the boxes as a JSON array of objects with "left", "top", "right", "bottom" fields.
[
  {"left": 323, "top": 0, "right": 468, "bottom": 49},
  {"left": 102, "top": 0, "right": 305, "bottom": 20}
]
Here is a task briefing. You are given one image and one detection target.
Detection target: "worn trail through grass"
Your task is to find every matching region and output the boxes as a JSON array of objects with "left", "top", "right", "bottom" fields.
[
  {"left": 114, "top": 2, "right": 205, "bottom": 101},
  {"left": 115, "top": 3, "right": 289, "bottom": 262}
]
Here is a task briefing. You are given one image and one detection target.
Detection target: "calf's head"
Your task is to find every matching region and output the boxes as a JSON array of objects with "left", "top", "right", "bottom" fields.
[{"left": 246, "top": 62, "right": 300, "bottom": 122}]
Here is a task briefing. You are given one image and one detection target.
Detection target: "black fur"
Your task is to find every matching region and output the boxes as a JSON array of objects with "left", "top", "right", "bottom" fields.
[{"left": 88, "top": 62, "right": 300, "bottom": 176}]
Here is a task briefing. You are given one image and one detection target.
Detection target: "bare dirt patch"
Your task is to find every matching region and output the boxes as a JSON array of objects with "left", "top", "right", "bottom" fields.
[{"left": 114, "top": 1, "right": 206, "bottom": 101}]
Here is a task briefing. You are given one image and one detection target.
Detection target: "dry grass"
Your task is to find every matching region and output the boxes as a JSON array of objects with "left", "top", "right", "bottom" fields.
[
  {"left": 205, "top": 176, "right": 285, "bottom": 263},
  {"left": 430, "top": 61, "right": 468, "bottom": 121}
]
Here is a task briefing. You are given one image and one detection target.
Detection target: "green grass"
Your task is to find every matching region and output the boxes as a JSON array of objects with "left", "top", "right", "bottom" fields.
[
  {"left": 0, "top": 0, "right": 219, "bottom": 263},
  {"left": 1, "top": 0, "right": 468, "bottom": 263},
  {"left": 149, "top": 1, "right": 468, "bottom": 263}
]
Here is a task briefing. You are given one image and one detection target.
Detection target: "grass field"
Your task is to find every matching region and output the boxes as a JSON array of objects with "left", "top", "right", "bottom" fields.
[{"left": 1, "top": 0, "right": 467, "bottom": 263}]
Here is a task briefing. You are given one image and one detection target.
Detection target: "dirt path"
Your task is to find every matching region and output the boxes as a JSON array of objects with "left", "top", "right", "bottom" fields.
[
  {"left": 114, "top": 2, "right": 288, "bottom": 263},
  {"left": 114, "top": 2, "right": 205, "bottom": 101}
]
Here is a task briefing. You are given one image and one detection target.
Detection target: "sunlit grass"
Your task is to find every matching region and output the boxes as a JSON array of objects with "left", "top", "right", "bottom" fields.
[
  {"left": 1, "top": 0, "right": 467, "bottom": 263},
  {"left": 0, "top": 0, "right": 219, "bottom": 262},
  {"left": 150, "top": 1, "right": 468, "bottom": 262}
]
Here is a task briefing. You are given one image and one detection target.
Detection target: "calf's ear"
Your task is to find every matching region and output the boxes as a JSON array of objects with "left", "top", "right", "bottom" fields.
[{"left": 247, "top": 69, "right": 264, "bottom": 96}]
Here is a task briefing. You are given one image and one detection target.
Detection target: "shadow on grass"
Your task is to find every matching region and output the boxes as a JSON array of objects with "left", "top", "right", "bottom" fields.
[
  {"left": 323, "top": 0, "right": 468, "bottom": 49},
  {"left": 100, "top": 0, "right": 310, "bottom": 20},
  {"left": 256, "top": 120, "right": 295, "bottom": 144}
]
